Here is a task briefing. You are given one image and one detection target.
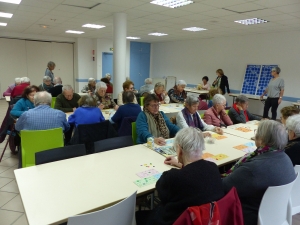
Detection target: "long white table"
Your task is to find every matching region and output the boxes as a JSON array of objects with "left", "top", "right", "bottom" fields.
[
  {"left": 223, "top": 121, "right": 260, "bottom": 140},
  {"left": 5, "top": 96, "right": 10, "bottom": 102},
  {"left": 185, "top": 87, "right": 209, "bottom": 95}
]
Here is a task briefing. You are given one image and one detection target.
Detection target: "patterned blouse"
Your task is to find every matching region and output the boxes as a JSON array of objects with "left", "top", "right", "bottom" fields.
[{"left": 94, "top": 92, "right": 116, "bottom": 109}]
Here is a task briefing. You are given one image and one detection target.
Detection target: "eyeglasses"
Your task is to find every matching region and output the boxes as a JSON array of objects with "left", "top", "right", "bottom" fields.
[{"left": 149, "top": 103, "right": 160, "bottom": 108}]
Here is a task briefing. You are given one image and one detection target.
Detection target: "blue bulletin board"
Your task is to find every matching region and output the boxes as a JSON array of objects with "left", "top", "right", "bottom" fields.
[{"left": 256, "top": 65, "right": 278, "bottom": 96}]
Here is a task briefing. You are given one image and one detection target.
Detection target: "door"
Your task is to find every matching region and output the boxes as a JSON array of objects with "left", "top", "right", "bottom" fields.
[{"left": 102, "top": 52, "right": 113, "bottom": 81}]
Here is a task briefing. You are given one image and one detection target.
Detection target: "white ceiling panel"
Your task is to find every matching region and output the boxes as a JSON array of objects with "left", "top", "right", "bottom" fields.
[
  {"left": 223, "top": 3, "right": 266, "bottom": 13},
  {"left": 243, "top": 8, "right": 282, "bottom": 17},
  {"left": 21, "top": 0, "right": 58, "bottom": 10},
  {"left": 201, "top": 0, "right": 256, "bottom": 8},
  {"left": 272, "top": 3, "right": 300, "bottom": 14},
  {"left": 179, "top": 2, "right": 217, "bottom": 13},
  {"left": 253, "top": 0, "right": 300, "bottom": 8}
]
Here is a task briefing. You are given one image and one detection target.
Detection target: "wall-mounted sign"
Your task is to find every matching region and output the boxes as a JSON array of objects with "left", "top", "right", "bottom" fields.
[{"left": 110, "top": 48, "right": 114, "bottom": 51}]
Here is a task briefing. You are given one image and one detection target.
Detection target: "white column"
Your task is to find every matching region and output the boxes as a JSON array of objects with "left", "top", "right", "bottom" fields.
[{"left": 113, "top": 13, "right": 127, "bottom": 99}]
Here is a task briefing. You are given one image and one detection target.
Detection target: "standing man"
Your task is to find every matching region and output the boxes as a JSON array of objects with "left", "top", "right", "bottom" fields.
[
  {"left": 45, "top": 61, "right": 55, "bottom": 83},
  {"left": 55, "top": 85, "right": 81, "bottom": 112},
  {"left": 48, "top": 77, "right": 63, "bottom": 97}
]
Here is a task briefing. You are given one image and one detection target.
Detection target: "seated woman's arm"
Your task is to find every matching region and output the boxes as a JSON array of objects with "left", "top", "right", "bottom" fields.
[
  {"left": 168, "top": 89, "right": 181, "bottom": 103},
  {"left": 10, "top": 100, "right": 26, "bottom": 118},
  {"left": 221, "top": 110, "right": 233, "bottom": 126},
  {"left": 81, "top": 85, "right": 88, "bottom": 93},
  {"left": 200, "top": 113, "right": 215, "bottom": 131},
  {"left": 203, "top": 111, "right": 214, "bottom": 126},
  {"left": 3, "top": 87, "right": 12, "bottom": 97},
  {"left": 175, "top": 111, "right": 189, "bottom": 129},
  {"left": 117, "top": 92, "right": 123, "bottom": 105},
  {"left": 136, "top": 112, "right": 153, "bottom": 144},
  {"left": 162, "top": 112, "right": 180, "bottom": 136},
  {"left": 156, "top": 170, "right": 173, "bottom": 204},
  {"left": 228, "top": 108, "right": 246, "bottom": 124},
  {"left": 247, "top": 111, "right": 261, "bottom": 121}
]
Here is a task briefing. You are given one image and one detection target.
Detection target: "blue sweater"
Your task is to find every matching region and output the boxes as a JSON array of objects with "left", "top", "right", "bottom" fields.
[
  {"left": 136, "top": 111, "right": 180, "bottom": 144},
  {"left": 68, "top": 107, "right": 105, "bottom": 127},
  {"left": 10, "top": 98, "right": 35, "bottom": 118},
  {"left": 111, "top": 103, "right": 142, "bottom": 129}
]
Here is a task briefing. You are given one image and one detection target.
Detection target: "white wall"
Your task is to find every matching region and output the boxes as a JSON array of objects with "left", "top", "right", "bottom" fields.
[{"left": 151, "top": 31, "right": 300, "bottom": 118}]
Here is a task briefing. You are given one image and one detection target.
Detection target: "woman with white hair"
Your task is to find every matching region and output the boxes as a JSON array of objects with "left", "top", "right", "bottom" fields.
[
  {"left": 39, "top": 76, "right": 53, "bottom": 91},
  {"left": 203, "top": 94, "right": 233, "bottom": 127},
  {"left": 167, "top": 80, "right": 187, "bottom": 103},
  {"left": 150, "top": 82, "right": 170, "bottom": 104},
  {"left": 223, "top": 120, "right": 295, "bottom": 225},
  {"left": 45, "top": 61, "right": 55, "bottom": 82},
  {"left": 105, "top": 73, "right": 113, "bottom": 86},
  {"left": 94, "top": 81, "right": 118, "bottom": 110},
  {"left": 11, "top": 77, "right": 31, "bottom": 98},
  {"left": 2, "top": 77, "right": 21, "bottom": 97},
  {"left": 176, "top": 95, "right": 223, "bottom": 135},
  {"left": 139, "top": 78, "right": 154, "bottom": 96},
  {"left": 285, "top": 114, "right": 300, "bottom": 166},
  {"left": 81, "top": 78, "right": 96, "bottom": 94}
]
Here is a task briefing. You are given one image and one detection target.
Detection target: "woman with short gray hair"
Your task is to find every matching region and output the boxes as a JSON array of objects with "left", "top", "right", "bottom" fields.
[
  {"left": 167, "top": 80, "right": 187, "bottom": 103},
  {"left": 228, "top": 95, "right": 261, "bottom": 124},
  {"left": 203, "top": 94, "right": 233, "bottom": 127},
  {"left": 176, "top": 95, "right": 223, "bottom": 135},
  {"left": 94, "top": 81, "right": 118, "bottom": 110},
  {"left": 150, "top": 82, "right": 170, "bottom": 104},
  {"left": 39, "top": 76, "right": 53, "bottom": 91},
  {"left": 45, "top": 61, "right": 55, "bottom": 82},
  {"left": 285, "top": 114, "right": 300, "bottom": 166},
  {"left": 81, "top": 78, "right": 96, "bottom": 94},
  {"left": 260, "top": 66, "right": 284, "bottom": 120},
  {"left": 223, "top": 120, "right": 295, "bottom": 225}
]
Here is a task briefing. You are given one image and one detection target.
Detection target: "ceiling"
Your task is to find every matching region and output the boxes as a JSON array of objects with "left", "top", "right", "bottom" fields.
[{"left": 0, "top": 0, "right": 300, "bottom": 42}]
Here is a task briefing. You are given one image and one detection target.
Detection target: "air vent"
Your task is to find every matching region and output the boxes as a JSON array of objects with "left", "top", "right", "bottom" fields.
[
  {"left": 61, "top": 2, "right": 101, "bottom": 9},
  {"left": 222, "top": 8, "right": 266, "bottom": 14}
]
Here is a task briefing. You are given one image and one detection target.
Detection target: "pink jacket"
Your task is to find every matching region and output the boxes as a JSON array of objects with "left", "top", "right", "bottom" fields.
[
  {"left": 2, "top": 84, "right": 15, "bottom": 97},
  {"left": 204, "top": 107, "right": 233, "bottom": 127}
]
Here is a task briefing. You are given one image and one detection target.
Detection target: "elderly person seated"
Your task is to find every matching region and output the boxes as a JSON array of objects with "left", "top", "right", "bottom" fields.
[
  {"left": 280, "top": 106, "right": 300, "bottom": 125},
  {"left": 94, "top": 81, "right": 118, "bottom": 110},
  {"left": 55, "top": 85, "right": 81, "bottom": 113},
  {"left": 150, "top": 82, "right": 170, "bottom": 104},
  {"left": 284, "top": 114, "right": 300, "bottom": 166},
  {"left": 48, "top": 77, "right": 63, "bottom": 97},
  {"left": 136, "top": 94, "right": 180, "bottom": 145},
  {"left": 100, "top": 78, "right": 113, "bottom": 94},
  {"left": 68, "top": 95, "right": 105, "bottom": 127},
  {"left": 11, "top": 77, "right": 30, "bottom": 98},
  {"left": 204, "top": 94, "right": 233, "bottom": 127},
  {"left": 228, "top": 95, "right": 261, "bottom": 124},
  {"left": 139, "top": 78, "right": 154, "bottom": 96},
  {"left": 222, "top": 120, "right": 295, "bottom": 225},
  {"left": 81, "top": 78, "right": 96, "bottom": 94},
  {"left": 136, "top": 127, "right": 224, "bottom": 225},
  {"left": 117, "top": 80, "right": 138, "bottom": 105},
  {"left": 168, "top": 80, "right": 187, "bottom": 103},
  {"left": 110, "top": 91, "right": 142, "bottom": 129},
  {"left": 176, "top": 95, "right": 223, "bottom": 135},
  {"left": 201, "top": 76, "right": 211, "bottom": 90},
  {"left": 45, "top": 61, "right": 55, "bottom": 82},
  {"left": 3, "top": 77, "right": 21, "bottom": 97},
  {"left": 15, "top": 91, "right": 69, "bottom": 132},
  {"left": 207, "top": 88, "right": 220, "bottom": 108},
  {"left": 106, "top": 73, "right": 113, "bottom": 86},
  {"left": 39, "top": 76, "right": 53, "bottom": 91},
  {"left": 10, "top": 85, "right": 39, "bottom": 118}
]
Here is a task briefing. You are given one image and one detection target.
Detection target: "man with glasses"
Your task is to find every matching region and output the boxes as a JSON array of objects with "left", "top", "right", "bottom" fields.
[{"left": 54, "top": 85, "right": 81, "bottom": 113}]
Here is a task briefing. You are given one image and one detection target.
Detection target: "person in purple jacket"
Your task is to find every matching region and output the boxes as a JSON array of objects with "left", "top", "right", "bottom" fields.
[{"left": 3, "top": 77, "right": 21, "bottom": 97}]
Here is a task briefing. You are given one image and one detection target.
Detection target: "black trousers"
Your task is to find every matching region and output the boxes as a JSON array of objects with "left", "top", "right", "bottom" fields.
[{"left": 263, "top": 97, "right": 279, "bottom": 120}]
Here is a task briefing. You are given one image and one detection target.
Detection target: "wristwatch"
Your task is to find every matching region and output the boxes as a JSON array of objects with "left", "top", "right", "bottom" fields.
[{"left": 279, "top": 97, "right": 282, "bottom": 99}]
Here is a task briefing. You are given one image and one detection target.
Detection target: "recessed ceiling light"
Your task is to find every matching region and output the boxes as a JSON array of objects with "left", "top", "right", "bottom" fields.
[
  {"left": 183, "top": 27, "right": 207, "bottom": 32},
  {"left": 150, "top": 0, "right": 193, "bottom": 8},
  {"left": 0, "top": 0, "right": 21, "bottom": 4},
  {"left": 0, "top": 12, "right": 13, "bottom": 18},
  {"left": 65, "top": 30, "right": 84, "bottom": 34},
  {"left": 82, "top": 24, "right": 105, "bottom": 29},
  {"left": 234, "top": 18, "right": 268, "bottom": 25},
  {"left": 0, "top": 22, "right": 7, "bottom": 26},
  {"left": 126, "top": 37, "right": 141, "bottom": 40},
  {"left": 148, "top": 32, "right": 168, "bottom": 36},
  {"left": 39, "top": 24, "right": 49, "bottom": 29}
]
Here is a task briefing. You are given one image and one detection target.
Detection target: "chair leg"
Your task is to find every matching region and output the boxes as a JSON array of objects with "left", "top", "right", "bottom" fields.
[
  {"left": 150, "top": 193, "right": 154, "bottom": 210},
  {"left": 0, "top": 131, "right": 13, "bottom": 162}
]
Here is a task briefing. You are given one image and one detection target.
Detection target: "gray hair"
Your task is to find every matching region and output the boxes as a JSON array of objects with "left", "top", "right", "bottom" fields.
[
  {"left": 235, "top": 95, "right": 248, "bottom": 104},
  {"left": 105, "top": 73, "right": 111, "bottom": 78},
  {"left": 272, "top": 66, "right": 281, "bottom": 74},
  {"left": 212, "top": 94, "right": 226, "bottom": 105},
  {"left": 255, "top": 120, "right": 288, "bottom": 150},
  {"left": 34, "top": 91, "right": 52, "bottom": 106},
  {"left": 47, "top": 61, "right": 55, "bottom": 68},
  {"left": 15, "top": 77, "right": 21, "bottom": 84},
  {"left": 286, "top": 115, "right": 300, "bottom": 138},
  {"left": 62, "top": 85, "right": 73, "bottom": 92},
  {"left": 173, "top": 127, "right": 205, "bottom": 160},
  {"left": 177, "top": 80, "right": 187, "bottom": 86},
  {"left": 96, "top": 81, "right": 107, "bottom": 91},
  {"left": 43, "top": 76, "right": 51, "bottom": 82},
  {"left": 21, "top": 77, "right": 30, "bottom": 83},
  {"left": 88, "top": 78, "right": 95, "bottom": 84},
  {"left": 154, "top": 82, "right": 165, "bottom": 89},
  {"left": 185, "top": 95, "right": 199, "bottom": 107},
  {"left": 145, "top": 78, "right": 152, "bottom": 84},
  {"left": 53, "top": 77, "right": 62, "bottom": 85}
]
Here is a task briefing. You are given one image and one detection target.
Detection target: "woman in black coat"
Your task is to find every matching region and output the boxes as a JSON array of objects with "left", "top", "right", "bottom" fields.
[{"left": 212, "top": 69, "right": 230, "bottom": 95}]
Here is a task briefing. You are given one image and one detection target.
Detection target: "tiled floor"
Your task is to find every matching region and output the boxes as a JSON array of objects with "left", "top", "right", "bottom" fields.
[{"left": 0, "top": 99, "right": 300, "bottom": 225}]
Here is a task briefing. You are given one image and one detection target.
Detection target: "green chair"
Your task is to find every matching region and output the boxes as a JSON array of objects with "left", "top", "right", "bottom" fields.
[
  {"left": 21, "top": 128, "right": 64, "bottom": 168},
  {"left": 225, "top": 110, "right": 229, "bottom": 114},
  {"left": 200, "top": 113, "right": 204, "bottom": 119},
  {"left": 140, "top": 97, "right": 144, "bottom": 107},
  {"left": 131, "top": 122, "right": 137, "bottom": 145},
  {"left": 51, "top": 97, "right": 56, "bottom": 109}
]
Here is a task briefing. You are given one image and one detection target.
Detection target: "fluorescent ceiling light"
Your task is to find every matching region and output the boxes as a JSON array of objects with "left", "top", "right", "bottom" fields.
[
  {"left": 0, "top": 0, "right": 21, "bottom": 4},
  {"left": 65, "top": 30, "right": 84, "bottom": 34},
  {"left": 82, "top": 24, "right": 105, "bottom": 29},
  {"left": 0, "top": 12, "right": 13, "bottom": 18},
  {"left": 148, "top": 32, "right": 168, "bottom": 36},
  {"left": 183, "top": 27, "right": 207, "bottom": 32},
  {"left": 126, "top": 37, "right": 141, "bottom": 40},
  {"left": 0, "top": 22, "right": 7, "bottom": 26},
  {"left": 234, "top": 18, "right": 268, "bottom": 25},
  {"left": 150, "top": 0, "right": 193, "bottom": 8}
]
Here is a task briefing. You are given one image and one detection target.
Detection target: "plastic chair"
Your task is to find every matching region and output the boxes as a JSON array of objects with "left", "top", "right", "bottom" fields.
[
  {"left": 67, "top": 191, "right": 137, "bottom": 225},
  {"left": 51, "top": 97, "right": 56, "bottom": 108},
  {"left": 21, "top": 128, "right": 64, "bottom": 168},
  {"left": 131, "top": 122, "right": 137, "bottom": 145},
  {"left": 291, "top": 166, "right": 300, "bottom": 215},
  {"left": 35, "top": 144, "right": 86, "bottom": 165},
  {"left": 94, "top": 136, "right": 133, "bottom": 153},
  {"left": 140, "top": 97, "right": 144, "bottom": 106},
  {"left": 258, "top": 173, "right": 298, "bottom": 225}
]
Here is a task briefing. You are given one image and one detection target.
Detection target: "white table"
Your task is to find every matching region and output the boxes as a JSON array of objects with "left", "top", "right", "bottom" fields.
[
  {"left": 229, "top": 93, "right": 266, "bottom": 105},
  {"left": 77, "top": 92, "right": 88, "bottom": 96},
  {"left": 185, "top": 87, "right": 209, "bottom": 95},
  {"left": 293, "top": 102, "right": 300, "bottom": 109},
  {"left": 5, "top": 96, "right": 10, "bottom": 102},
  {"left": 224, "top": 121, "right": 259, "bottom": 140},
  {"left": 15, "top": 145, "right": 171, "bottom": 225}
]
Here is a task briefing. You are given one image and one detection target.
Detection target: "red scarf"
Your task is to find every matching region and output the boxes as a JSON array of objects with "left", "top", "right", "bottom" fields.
[
  {"left": 233, "top": 103, "right": 249, "bottom": 122},
  {"left": 155, "top": 91, "right": 163, "bottom": 101}
]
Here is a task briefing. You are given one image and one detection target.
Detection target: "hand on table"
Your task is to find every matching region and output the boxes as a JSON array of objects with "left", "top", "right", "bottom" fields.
[
  {"left": 114, "top": 105, "right": 119, "bottom": 111},
  {"left": 164, "top": 156, "right": 182, "bottom": 168},
  {"left": 203, "top": 132, "right": 211, "bottom": 138},
  {"left": 72, "top": 107, "right": 76, "bottom": 112},
  {"left": 154, "top": 137, "right": 166, "bottom": 146},
  {"left": 215, "top": 127, "right": 223, "bottom": 135},
  {"left": 98, "top": 103, "right": 104, "bottom": 110}
]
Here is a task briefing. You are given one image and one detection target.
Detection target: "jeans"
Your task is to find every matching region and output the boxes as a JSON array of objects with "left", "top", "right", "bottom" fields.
[{"left": 263, "top": 97, "right": 279, "bottom": 120}]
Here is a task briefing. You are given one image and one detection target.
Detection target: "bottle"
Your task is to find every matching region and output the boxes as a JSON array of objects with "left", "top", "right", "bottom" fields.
[{"left": 147, "top": 137, "right": 154, "bottom": 150}]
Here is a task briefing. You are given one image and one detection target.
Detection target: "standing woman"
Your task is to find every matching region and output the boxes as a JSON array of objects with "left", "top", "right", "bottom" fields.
[
  {"left": 45, "top": 61, "right": 55, "bottom": 83},
  {"left": 212, "top": 69, "right": 230, "bottom": 95},
  {"left": 260, "top": 66, "right": 284, "bottom": 120}
]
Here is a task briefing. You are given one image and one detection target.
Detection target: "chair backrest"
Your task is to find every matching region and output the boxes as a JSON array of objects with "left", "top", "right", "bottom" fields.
[
  {"left": 131, "top": 122, "right": 137, "bottom": 145},
  {"left": 118, "top": 116, "right": 137, "bottom": 137},
  {"left": 291, "top": 166, "right": 300, "bottom": 215},
  {"left": 94, "top": 136, "right": 133, "bottom": 153},
  {"left": 35, "top": 144, "right": 86, "bottom": 165},
  {"left": 140, "top": 97, "right": 144, "bottom": 106},
  {"left": 51, "top": 97, "right": 56, "bottom": 109},
  {"left": 21, "top": 128, "right": 64, "bottom": 168},
  {"left": 258, "top": 173, "right": 298, "bottom": 225},
  {"left": 67, "top": 191, "right": 137, "bottom": 225}
]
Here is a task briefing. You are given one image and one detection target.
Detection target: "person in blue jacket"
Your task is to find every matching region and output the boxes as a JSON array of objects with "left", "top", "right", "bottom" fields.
[
  {"left": 136, "top": 94, "right": 180, "bottom": 145},
  {"left": 10, "top": 85, "right": 39, "bottom": 118},
  {"left": 68, "top": 95, "right": 105, "bottom": 127}
]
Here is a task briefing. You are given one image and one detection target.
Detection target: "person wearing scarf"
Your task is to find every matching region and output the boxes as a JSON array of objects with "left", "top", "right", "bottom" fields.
[
  {"left": 167, "top": 80, "right": 187, "bottom": 103},
  {"left": 222, "top": 120, "right": 295, "bottom": 225},
  {"left": 228, "top": 95, "right": 261, "bottom": 124},
  {"left": 39, "top": 76, "right": 53, "bottom": 92},
  {"left": 136, "top": 94, "right": 180, "bottom": 145},
  {"left": 176, "top": 95, "right": 223, "bottom": 136}
]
